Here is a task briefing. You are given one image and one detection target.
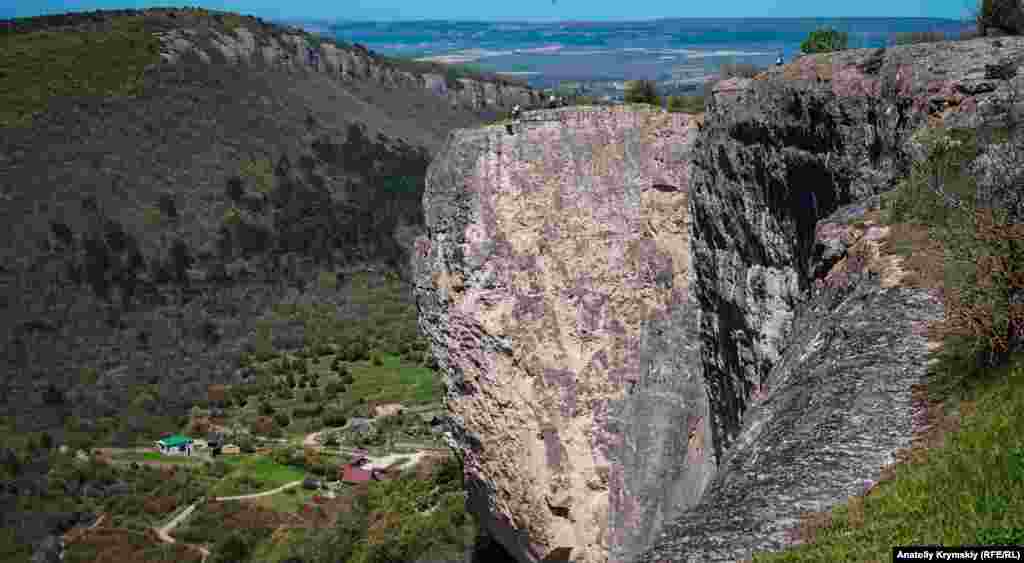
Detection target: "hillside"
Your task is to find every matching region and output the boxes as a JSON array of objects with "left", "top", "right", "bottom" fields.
[{"left": 0, "top": 7, "right": 535, "bottom": 561}]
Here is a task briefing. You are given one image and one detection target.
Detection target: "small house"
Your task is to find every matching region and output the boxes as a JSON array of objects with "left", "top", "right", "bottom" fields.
[
  {"left": 340, "top": 463, "right": 385, "bottom": 484},
  {"left": 155, "top": 435, "right": 194, "bottom": 456},
  {"left": 221, "top": 444, "right": 241, "bottom": 455}
]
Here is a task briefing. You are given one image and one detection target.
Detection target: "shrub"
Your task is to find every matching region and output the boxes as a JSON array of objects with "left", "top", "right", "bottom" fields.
[
  {"left": 800, "top": 27, "right": 849, "bottom": 53},
  {"left": 274, "top": 412, "right": 291, "bottom": 427},
  {"left": 624, "top": 80, "right": 661, "bottom": 106},
  {"left": 240, "top": 157, "right": 275, "bottom": 194},
  {"left": 212, "top": 531, "right": 254, "bottom": 563},
  {"left": 667, "top": 95, "right": 706, "bottom": 114},
  {"left": 977, "top": 0, "right": 1024, "bottom": 36},
  {"left": 323, "top": 410, "right": 347, "bottom": 428},
  {"left": 893, "top": 31, "right": 948, "bottom": 45},
  {"left": 885, "top": 126, "right": 1024, "bottom": 373},
  {"left": 304, "top": 390, "right": 318, "bottom": 403},
  {"left": 371, "top": 353, "right": 384, "bottom": 367},
  {"left": 259, "top": 401, "right": 275, "bottom": 416}
]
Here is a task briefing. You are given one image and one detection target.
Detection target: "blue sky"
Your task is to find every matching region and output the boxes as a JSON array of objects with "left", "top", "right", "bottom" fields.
[{"left": 4, "top": 0, "right": 972, "bottom": 22}]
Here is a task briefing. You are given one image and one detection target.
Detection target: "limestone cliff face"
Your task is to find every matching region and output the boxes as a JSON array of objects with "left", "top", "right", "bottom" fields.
[
  {"left": 155, "top": 24, "right": 538, "bottom": 112},
  {"left": 417, "top": 36, "right": 1024, "bottom": 563},
  {"left": 414, "top": 107, "right": 703, "bottom": 563}
]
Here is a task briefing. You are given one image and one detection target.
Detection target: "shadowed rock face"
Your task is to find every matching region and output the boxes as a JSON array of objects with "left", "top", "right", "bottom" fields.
[{"left": 414, "top": 107, "right": 703, "bottom": 563}]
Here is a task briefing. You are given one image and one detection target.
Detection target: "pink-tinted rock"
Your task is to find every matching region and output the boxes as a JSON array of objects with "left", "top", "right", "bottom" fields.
[{"left": 415, "top": 107, "right": 705, "bottom": 563}]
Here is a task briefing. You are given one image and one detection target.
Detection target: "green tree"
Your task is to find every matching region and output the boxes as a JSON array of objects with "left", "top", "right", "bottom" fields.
[
  {"left": 624, "top": 80, "right": 661, "bottom": 106},
  {"left": 800, "top": 27, "right": 849, "bottom": 53}
]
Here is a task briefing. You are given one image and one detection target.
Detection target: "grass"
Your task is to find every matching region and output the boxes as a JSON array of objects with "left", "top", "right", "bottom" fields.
[
  {"left": 753, "top": 357, "right": 1024, "bottom": 562},
  {"left": 345, "top": 354, "right": 441, "bottom": 405},
  {"left": 115, "top": 451, "right": 201, "bottom": 464},
  {"left": 251, "top": 485, "right": 317, "bottom": 513},
  {"left": 667, "top": 95, "right": 706, "bottom": 114},
  {"left": 0, "top": 15, "right": 160, "bottom": 128},
  {"left": 214, "top": 454, "right": 306, "bottom": 494}
]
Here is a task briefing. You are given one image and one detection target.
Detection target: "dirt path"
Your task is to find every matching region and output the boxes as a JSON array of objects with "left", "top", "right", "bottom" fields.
[
  {"left": 152, "top": 479, "right": 302, "bottom": 561},
  {"left": 215, "top": 480, "right": 304, "bottom": 501},
  {"left": 153, "top": 503, "right": 211, "bottom": 562}
]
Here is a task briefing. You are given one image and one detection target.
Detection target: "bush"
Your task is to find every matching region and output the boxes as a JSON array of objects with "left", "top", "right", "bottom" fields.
[
  {"left": 259, "top": 401, "right": 275, "bottom": 416},
  {"left": 323, "top": 410, "right": 347, "bottom": 428},
  {"left": 624, "top": 79, "right": 661, "bottom": 106},
  {"left": 274, "top": 412, "right": 291, "bottom": 427},
  {"left": 800, "top": 27, "right": 849, "bottom": 53},
  {"left": 893, "top": 31, "right": 948, "bottom": 45},
  {"left": 884, "top": 126, "right": 1024, "bottom": 373},
  {"left": 667, "top": 95, "right": 705, "bottom": 114},
  {"left": 978, "top": 0, "right": 1024, "bottom": 36},
  {"left": 212, "top": 531, "right": 254, "bottom": 563},
  {"left": 371, "top": 353, "right": 384, "bottom": 367}
]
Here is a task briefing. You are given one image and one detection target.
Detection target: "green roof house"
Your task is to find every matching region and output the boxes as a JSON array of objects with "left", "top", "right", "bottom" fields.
[{"left": 155, "top": 434, "right": 194, "bottom": 456}]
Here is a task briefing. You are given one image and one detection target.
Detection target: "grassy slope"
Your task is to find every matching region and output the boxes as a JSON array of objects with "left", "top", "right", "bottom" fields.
[{"left": 754, "top": 358, "right": 1024, "bottom": 562}]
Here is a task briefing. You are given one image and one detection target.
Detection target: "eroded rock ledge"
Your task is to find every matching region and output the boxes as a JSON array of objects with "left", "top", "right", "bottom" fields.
[{"left": 414, "top": 107, "right": 703, "bottom": 563}]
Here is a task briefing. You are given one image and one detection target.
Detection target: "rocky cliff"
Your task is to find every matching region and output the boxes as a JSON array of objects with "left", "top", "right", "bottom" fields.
[{"left": 416, "top": 37, "right": 1024, "bottom": 563}]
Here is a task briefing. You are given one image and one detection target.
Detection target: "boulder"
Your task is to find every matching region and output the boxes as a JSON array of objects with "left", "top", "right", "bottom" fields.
[{"left": 415, "top": 106, "right": 701, "bottom": 563}]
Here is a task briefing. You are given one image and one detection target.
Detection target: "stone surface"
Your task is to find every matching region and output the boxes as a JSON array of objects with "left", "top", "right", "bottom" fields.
[
  {"left": 414, "top": 107, "right": 702, "bottom": 563},
  {"left": 417, "top": 37, "right": 1024, "bottom": 563}
]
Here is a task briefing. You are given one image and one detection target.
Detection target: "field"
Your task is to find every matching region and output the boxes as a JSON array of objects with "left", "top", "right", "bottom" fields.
[{"left": 210, "top": 455, "right": 306, "bottom": 497}]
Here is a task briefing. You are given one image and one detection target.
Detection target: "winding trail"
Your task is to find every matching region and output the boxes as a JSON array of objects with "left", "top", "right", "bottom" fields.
[{"left": 152, "top": 480, "right": 304, "bottom": 560}]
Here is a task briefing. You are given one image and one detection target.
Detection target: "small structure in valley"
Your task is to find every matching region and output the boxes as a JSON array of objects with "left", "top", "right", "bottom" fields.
[
  {"left": 220, "top": 444, "right": 241, "bottom": 455},
  {"left": 155, "top": 434, "right": 194, "bottom": 456},
  {"left": 339, "top": 456, "right": 389, "bottom": 484}
]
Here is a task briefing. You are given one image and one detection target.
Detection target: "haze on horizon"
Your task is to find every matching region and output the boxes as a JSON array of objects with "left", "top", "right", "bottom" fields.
[{"left": 5, "top": 0, "right": 972, "bottom": 23}]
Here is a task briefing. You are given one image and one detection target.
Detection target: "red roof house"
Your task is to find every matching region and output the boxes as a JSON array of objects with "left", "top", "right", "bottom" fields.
[{"left": 339, "top": 460, "right": 391, "bottom": 484}]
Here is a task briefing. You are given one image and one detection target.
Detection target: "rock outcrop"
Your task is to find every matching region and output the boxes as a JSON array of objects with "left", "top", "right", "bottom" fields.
[
  {"left": 414, "top": 107, "right": 702, "bottom": 563},
  {"left": 637, "top": 37, "right": 1024, "bottom": 562},
  {"left": 417, "top": 37, "right": 1024, "bottom": 563},
  {"left": 153, "top": 19, "right": 538, "bottom": 113}
]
